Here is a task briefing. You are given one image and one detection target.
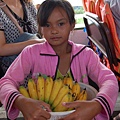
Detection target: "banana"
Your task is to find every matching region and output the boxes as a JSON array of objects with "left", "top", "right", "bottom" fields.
[
  {"left": 51, "top": 85, "right": 70, "bottom": 110},
  {"left": 53, "top": 92, "right": 73, "bottom": 112},
  {"left": 77, "top": 88, "right": 87, "bottom": 101},
  {"left": 28, "top": 78, "right": 38, "bottom": 100},
  {"left": 49, "top": 78, "right": 63, "bottom": 105},
  {"left": 72, "top": 81, "right": 81, "bottom": 101},
  {"left": 44, "top": 76, "right": 53, "bottom": 103},
  {"left": 37, "top": 75, "right": 45, "bottom": 101},
  {"left": 64, "top": 76, "right": 73, "bottom": 89},
  {"left": 19, "top": 86, "right": 30, "bottom": 98}
]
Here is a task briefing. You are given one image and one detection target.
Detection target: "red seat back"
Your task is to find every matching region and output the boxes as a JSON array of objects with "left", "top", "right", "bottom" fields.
[
  {"left": 95, "top": 0, "right": 104, "bottom": 20},
  {"left": 82, "top": 0, "right": 96, "bottom": 13},
  {"left": 101, "top": 3, "right": 120, "bottom": 81}
]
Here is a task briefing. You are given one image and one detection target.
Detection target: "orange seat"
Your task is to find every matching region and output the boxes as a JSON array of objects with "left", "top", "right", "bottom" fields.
[
  {"left": 101, "top": 4, "right": 120, "bottom": 53},
  {"left": 95, "top": 0, "right": 104, "bottom": 20},
  {"left": 101, "top": 3, "right": 120, "bottom": 81},
  {"left": 83, "top": 1, "right": 120, "bottom": 81},
  {"left": 82, "top": 0, "right": 96, "bottom": 13},
  {"left": 88, "top": 0, "right": 96, "bottom": 13},
  {"left": 82, "top": 0, "right": 88, "bottom": 11}
]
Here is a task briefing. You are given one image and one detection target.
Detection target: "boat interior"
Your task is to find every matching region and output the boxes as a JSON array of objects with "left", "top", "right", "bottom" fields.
[{"left": 0, "top": 0, "right": 120, "bottom": 119}]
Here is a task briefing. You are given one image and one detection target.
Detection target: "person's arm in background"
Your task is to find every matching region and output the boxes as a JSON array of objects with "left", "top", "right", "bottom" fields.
[
  {"left": 0, "top": 30, "right": 45, "bottom": 56},
  {"left": 0, "top": 0, "right": 45, "bottom": 56}
]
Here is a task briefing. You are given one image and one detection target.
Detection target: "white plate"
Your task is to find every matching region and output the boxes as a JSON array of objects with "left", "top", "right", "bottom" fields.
[
  {"left": 49, "top": 110, "right": 75, "bottom": 120},
  {"left": 50, "top": 110, "right": 75, "bottom": 116}
]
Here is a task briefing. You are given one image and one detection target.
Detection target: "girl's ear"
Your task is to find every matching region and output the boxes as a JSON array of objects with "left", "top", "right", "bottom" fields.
[{"left": 70, "top": 22, "right": 75, "bottom": 31}]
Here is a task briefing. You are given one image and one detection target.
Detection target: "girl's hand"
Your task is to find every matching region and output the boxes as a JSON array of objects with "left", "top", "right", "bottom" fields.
[
  {"left": 14, "top": 96, "right": 51, "bottom": 120},
  {"left": 59, "top": 100, "right": 103, "bottom": 120}
]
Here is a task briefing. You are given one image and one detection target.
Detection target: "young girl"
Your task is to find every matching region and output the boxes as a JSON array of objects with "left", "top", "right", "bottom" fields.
[{"left": 0, "top": 0, "right": 118, "bottom": 120}]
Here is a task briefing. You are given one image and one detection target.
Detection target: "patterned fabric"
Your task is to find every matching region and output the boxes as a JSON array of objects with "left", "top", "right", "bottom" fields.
[
  {"left": 0, "top": 0, "right": 38, "bottom": 42},
  {"left": 0, "top": 0, "right": 38, "bottom": 73}
]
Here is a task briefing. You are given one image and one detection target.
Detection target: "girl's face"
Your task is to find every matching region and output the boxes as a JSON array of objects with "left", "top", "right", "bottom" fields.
[{"left": 41, "top": 7, "right": 75, "bottom": 47}]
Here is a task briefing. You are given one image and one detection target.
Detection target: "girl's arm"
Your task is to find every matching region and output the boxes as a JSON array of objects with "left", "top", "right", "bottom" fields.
[{"left": 13, "top": 95, "right": 51, "bottom": 120}]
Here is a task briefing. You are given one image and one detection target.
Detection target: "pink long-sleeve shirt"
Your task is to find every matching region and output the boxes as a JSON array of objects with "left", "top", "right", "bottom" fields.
[{"left": 0, "top": 41, "right": 118, "bottom": 120}]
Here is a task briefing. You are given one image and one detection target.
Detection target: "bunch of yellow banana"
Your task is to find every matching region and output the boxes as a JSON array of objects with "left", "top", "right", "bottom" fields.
[
  {"left": 63, "top": 78, "right": 87, "bottom": 101},
  {"left": 76, "top": 88, "right": 87, "bottom": 100},
  {"left": 18, "top": 75, "right": 88, "bottom": 112}
]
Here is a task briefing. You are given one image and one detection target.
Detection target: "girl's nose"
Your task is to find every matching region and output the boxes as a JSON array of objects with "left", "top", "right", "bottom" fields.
[{"left": 51, "top": 27, "right": 58, "bottom": 34}]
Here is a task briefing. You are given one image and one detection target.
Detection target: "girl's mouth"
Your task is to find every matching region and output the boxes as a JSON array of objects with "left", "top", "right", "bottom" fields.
[{"left": 50, "top": 37, "right": 61, "bottom": 41}]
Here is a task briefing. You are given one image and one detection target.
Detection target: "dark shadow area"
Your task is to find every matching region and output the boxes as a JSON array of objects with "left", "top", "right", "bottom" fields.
[{"left": 0, "top": 118, "right": 24, "bottom": 120}]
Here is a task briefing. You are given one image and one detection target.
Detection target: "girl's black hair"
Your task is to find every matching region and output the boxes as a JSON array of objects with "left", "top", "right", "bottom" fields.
[{"left": 37, "top": 0, "right": 75, "bottom": 27}]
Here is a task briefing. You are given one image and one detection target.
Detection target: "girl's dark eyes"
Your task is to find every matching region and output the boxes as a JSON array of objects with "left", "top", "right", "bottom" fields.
[
  {"left": 45, "top": 23, "right": 50, "bottom": 27},
  {"left": 58, "top": 22, "right": 65, "bottom": 26},
  {"left": 44, "top": 22, "right": 65, "bottom": 27}
]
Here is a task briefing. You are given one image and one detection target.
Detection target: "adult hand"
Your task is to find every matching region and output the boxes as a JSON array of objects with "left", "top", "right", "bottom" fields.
[
  {"left": 59, "top": 100, "right": 102, "bottom": 120},
  {"left": 14, "top": 96, "right": 51, "bottom": 120}
]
